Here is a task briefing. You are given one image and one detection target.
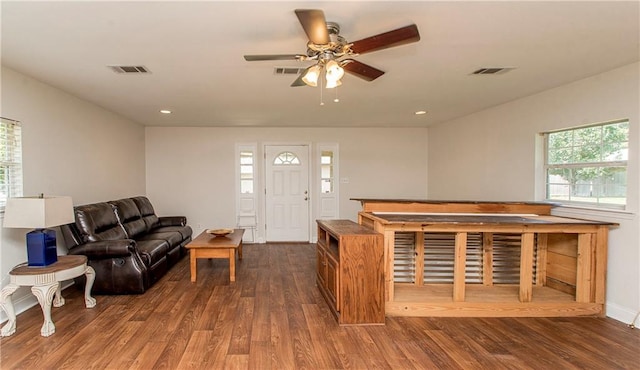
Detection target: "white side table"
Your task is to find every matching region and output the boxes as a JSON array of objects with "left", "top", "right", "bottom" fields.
[{"left": 0, "top": 255, "right": 96, "bottom": 337}]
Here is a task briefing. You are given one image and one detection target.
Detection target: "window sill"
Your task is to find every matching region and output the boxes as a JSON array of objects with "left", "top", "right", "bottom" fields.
[{"left": 551, "top": 204, "right": 636, "bottom": 221}]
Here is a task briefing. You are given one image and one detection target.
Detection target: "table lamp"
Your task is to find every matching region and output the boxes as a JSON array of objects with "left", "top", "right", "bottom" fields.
[{"left": 3, "top": 195, "right": 75, "bottom": 266}]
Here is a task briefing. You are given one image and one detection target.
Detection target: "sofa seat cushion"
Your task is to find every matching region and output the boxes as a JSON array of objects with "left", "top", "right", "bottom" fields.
[
  {"left": 138, "top": 231, "right": 183, "bottom": 248},
  {"left": 151, "top": 225, "right": 193, "bottom": 241},
  {"left": 135, "top": 239, "right": 170, "bottom": 267}
]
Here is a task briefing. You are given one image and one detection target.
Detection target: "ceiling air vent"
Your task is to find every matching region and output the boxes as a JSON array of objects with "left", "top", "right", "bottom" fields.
[
  {"left": 108, "top": 65, "right": 150, "bottom": 74},
  {"left": 274, "top": 67, "right": 306, "bottom": 75},
  {"left": 471, "top": 67, "right": 514, "bottom": 75}
]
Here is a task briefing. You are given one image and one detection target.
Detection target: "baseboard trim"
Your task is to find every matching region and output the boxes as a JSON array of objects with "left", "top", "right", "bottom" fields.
[{"left": 606, "top": 302, "right": 640, "bottom": 326}]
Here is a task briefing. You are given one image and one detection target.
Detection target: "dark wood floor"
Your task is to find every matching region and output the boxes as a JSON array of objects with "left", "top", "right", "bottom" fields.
[{"left": 1, "top": 243, "right": 638, "bottom": 369}]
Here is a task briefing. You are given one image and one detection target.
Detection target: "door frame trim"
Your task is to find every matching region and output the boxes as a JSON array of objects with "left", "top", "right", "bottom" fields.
[{"left": 262, "top": 142, "right": 312, "bottom": 242}]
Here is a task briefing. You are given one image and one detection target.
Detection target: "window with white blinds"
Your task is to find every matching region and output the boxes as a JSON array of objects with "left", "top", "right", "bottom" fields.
[{"left": 0, "top": 118, "right": 23, "bottom": 212}]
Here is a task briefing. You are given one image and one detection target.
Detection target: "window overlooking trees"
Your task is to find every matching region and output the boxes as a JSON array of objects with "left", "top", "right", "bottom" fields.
[
  {"left": 544, "top": 119, "right": 628, "bottom": 209},
  {"left": 0, "top": 118, "right": 23, "bottom": 212}
]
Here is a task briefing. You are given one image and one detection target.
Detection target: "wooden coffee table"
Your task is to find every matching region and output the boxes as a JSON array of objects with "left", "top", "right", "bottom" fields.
[{"left": 186, "top": 229, "right": 244, "bottom": 282}]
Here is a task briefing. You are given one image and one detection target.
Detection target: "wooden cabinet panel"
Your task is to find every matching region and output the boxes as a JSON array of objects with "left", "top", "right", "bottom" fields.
[
  {"left": 326, "top": 252, "right": 339, "bottom": 311},
  {"left": 316, "top": 247, "right": 326, "bottom": 287},
  {"left": 316, "top": 219, "right": 384, "bottom": 325}
]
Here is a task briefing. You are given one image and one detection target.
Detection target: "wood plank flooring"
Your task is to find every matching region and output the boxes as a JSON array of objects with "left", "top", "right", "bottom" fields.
[{"left": 1, "top": 243, "right": 638, "bottom": 369}]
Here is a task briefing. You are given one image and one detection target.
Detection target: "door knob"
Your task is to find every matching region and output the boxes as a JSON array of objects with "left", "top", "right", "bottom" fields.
[{"left": 304, "top": 197, "right": 308, "bottom": 201}]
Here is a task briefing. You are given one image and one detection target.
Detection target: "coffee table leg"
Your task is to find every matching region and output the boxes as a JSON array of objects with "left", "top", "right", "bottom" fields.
[
  {"left": 31, "top": 282, "right": 58, "bottom": 337},
  {"left": 0, "top": 283, "right": 19, "bottom": 337},
  {"left": 229, "top": 249, "right": 236, "bottom": 282},
  {"left": 238, "top": 241, "right": 243, "bottom": 260},
  {"left": 190, "top": 251, "right": 197, "bottom": 283},
  {"left": 53, "top": 283, "right": 65, "bottom": 308}
]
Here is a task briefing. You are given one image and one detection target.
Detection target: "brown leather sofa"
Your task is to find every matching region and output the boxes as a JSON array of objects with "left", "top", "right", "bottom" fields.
[{"left": 60, "top": 196, "right": 192, "bottom": 294}]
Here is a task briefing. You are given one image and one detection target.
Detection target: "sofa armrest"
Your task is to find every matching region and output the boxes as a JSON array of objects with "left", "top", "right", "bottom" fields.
[
  {"left": 158, "top": 216, "right": 187, "bottom": 227},
  {"left": 68, "top": 239, "right": 136, "bottom": 259}
]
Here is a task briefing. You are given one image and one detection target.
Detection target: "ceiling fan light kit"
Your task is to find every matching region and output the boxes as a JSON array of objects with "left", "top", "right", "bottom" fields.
[
  {"left": 297, "top": 58, "right": 345, "bottom": 89},
  {"left": 244, "top": 8, "right": 420, "bottom": 94}
]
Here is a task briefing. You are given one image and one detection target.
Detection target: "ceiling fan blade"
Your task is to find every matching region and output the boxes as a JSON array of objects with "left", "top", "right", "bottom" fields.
[
  {"left": 350, "top": 24, "right": 420, "bottom": 55},
  {"left": 295, "top": 9, "right": 329, "bottom": 45},
  {"left": 244, "top": 54, "right": 305, "bottom": 61},
  {"left": 342, "top": 59, "right": 385, "bottom": 81}
]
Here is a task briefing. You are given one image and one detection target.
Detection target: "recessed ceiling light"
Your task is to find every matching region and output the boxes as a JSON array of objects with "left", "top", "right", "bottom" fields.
[
  {"left": 159, "top": 110, "right": 172, "bottom": 114},
  {"left": 414, "top": 110, "right": 427, "bottom": 115}
]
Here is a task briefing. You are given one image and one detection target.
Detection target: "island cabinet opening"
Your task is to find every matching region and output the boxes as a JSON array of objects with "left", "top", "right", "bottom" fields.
[
  {"left": 316, "top": 219, "right": 385, "bottom": 325},
  {"left": 353, "top": 199, "right": 617, "bottom": 318}
]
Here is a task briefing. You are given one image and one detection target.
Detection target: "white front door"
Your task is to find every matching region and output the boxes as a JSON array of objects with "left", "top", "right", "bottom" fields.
[{"left": 265, "top": 145, "right": 310, "bottom": 241}]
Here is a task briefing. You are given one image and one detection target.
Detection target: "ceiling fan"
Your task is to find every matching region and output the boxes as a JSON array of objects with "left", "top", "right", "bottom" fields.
[{"left": 244, "top": 9, "right": 420, "bottom": 88}]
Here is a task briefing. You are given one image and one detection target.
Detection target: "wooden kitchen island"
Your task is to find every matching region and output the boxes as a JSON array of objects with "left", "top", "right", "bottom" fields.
[{"left": 353, "top": 199, "right": 617, "bottom": 318}]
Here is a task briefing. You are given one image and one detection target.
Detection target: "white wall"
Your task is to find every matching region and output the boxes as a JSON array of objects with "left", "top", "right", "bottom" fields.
[
  {"left": 0, "top": 67, "right": 146, "bottom": 320},
  {"left": 145, "top": 127, "right": 429, "bottom": 241},
  {"left": 5, "top": 59, "right": 636, "bottom": 326},
  {"left": 427, "top": 62, "right": 640, "bottom": 324}
]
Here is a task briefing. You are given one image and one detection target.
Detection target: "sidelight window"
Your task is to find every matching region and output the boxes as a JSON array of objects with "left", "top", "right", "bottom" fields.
[
  {"left": 240, "top": 150, "right": 254, "bottom": 194},
  {"left": 320, "top": 151, "right": 334, "bottom": 193}
]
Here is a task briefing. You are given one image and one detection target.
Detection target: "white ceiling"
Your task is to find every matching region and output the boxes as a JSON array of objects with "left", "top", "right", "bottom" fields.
[{"left": 2, "top": 1, "right": 638, "bottom": 128}]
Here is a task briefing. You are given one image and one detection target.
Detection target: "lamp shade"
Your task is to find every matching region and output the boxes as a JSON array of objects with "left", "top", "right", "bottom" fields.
[
  {"left": 325, "top": 79, "right": 342, "bottom": 89},
  {"left": 325, "top": 60, "right": 344, "bottom": 82},
  {"left": 301, "top": 65, "right": 321, "bottom": 87},
  {"left": 3, "top": 196, "right": 74, "bottom": 229}
]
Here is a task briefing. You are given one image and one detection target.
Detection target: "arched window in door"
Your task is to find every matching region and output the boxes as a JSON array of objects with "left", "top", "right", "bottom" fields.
[{"left": 273, "top": 151, "right": 300, "bottom": 165}]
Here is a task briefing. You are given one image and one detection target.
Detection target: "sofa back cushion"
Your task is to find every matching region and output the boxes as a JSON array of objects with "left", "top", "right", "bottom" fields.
[
  {"left": 59, "top": 222, "right": 83, "bottom": 249},
  {"left": 132, "top": 196, "right": 159, "bottom": 230},
  {"left": 75, "top": 202, "right": 127, "bottom": 243},
  {"left": 110, "top": 198, "right": 148, "bottom": 238}
]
